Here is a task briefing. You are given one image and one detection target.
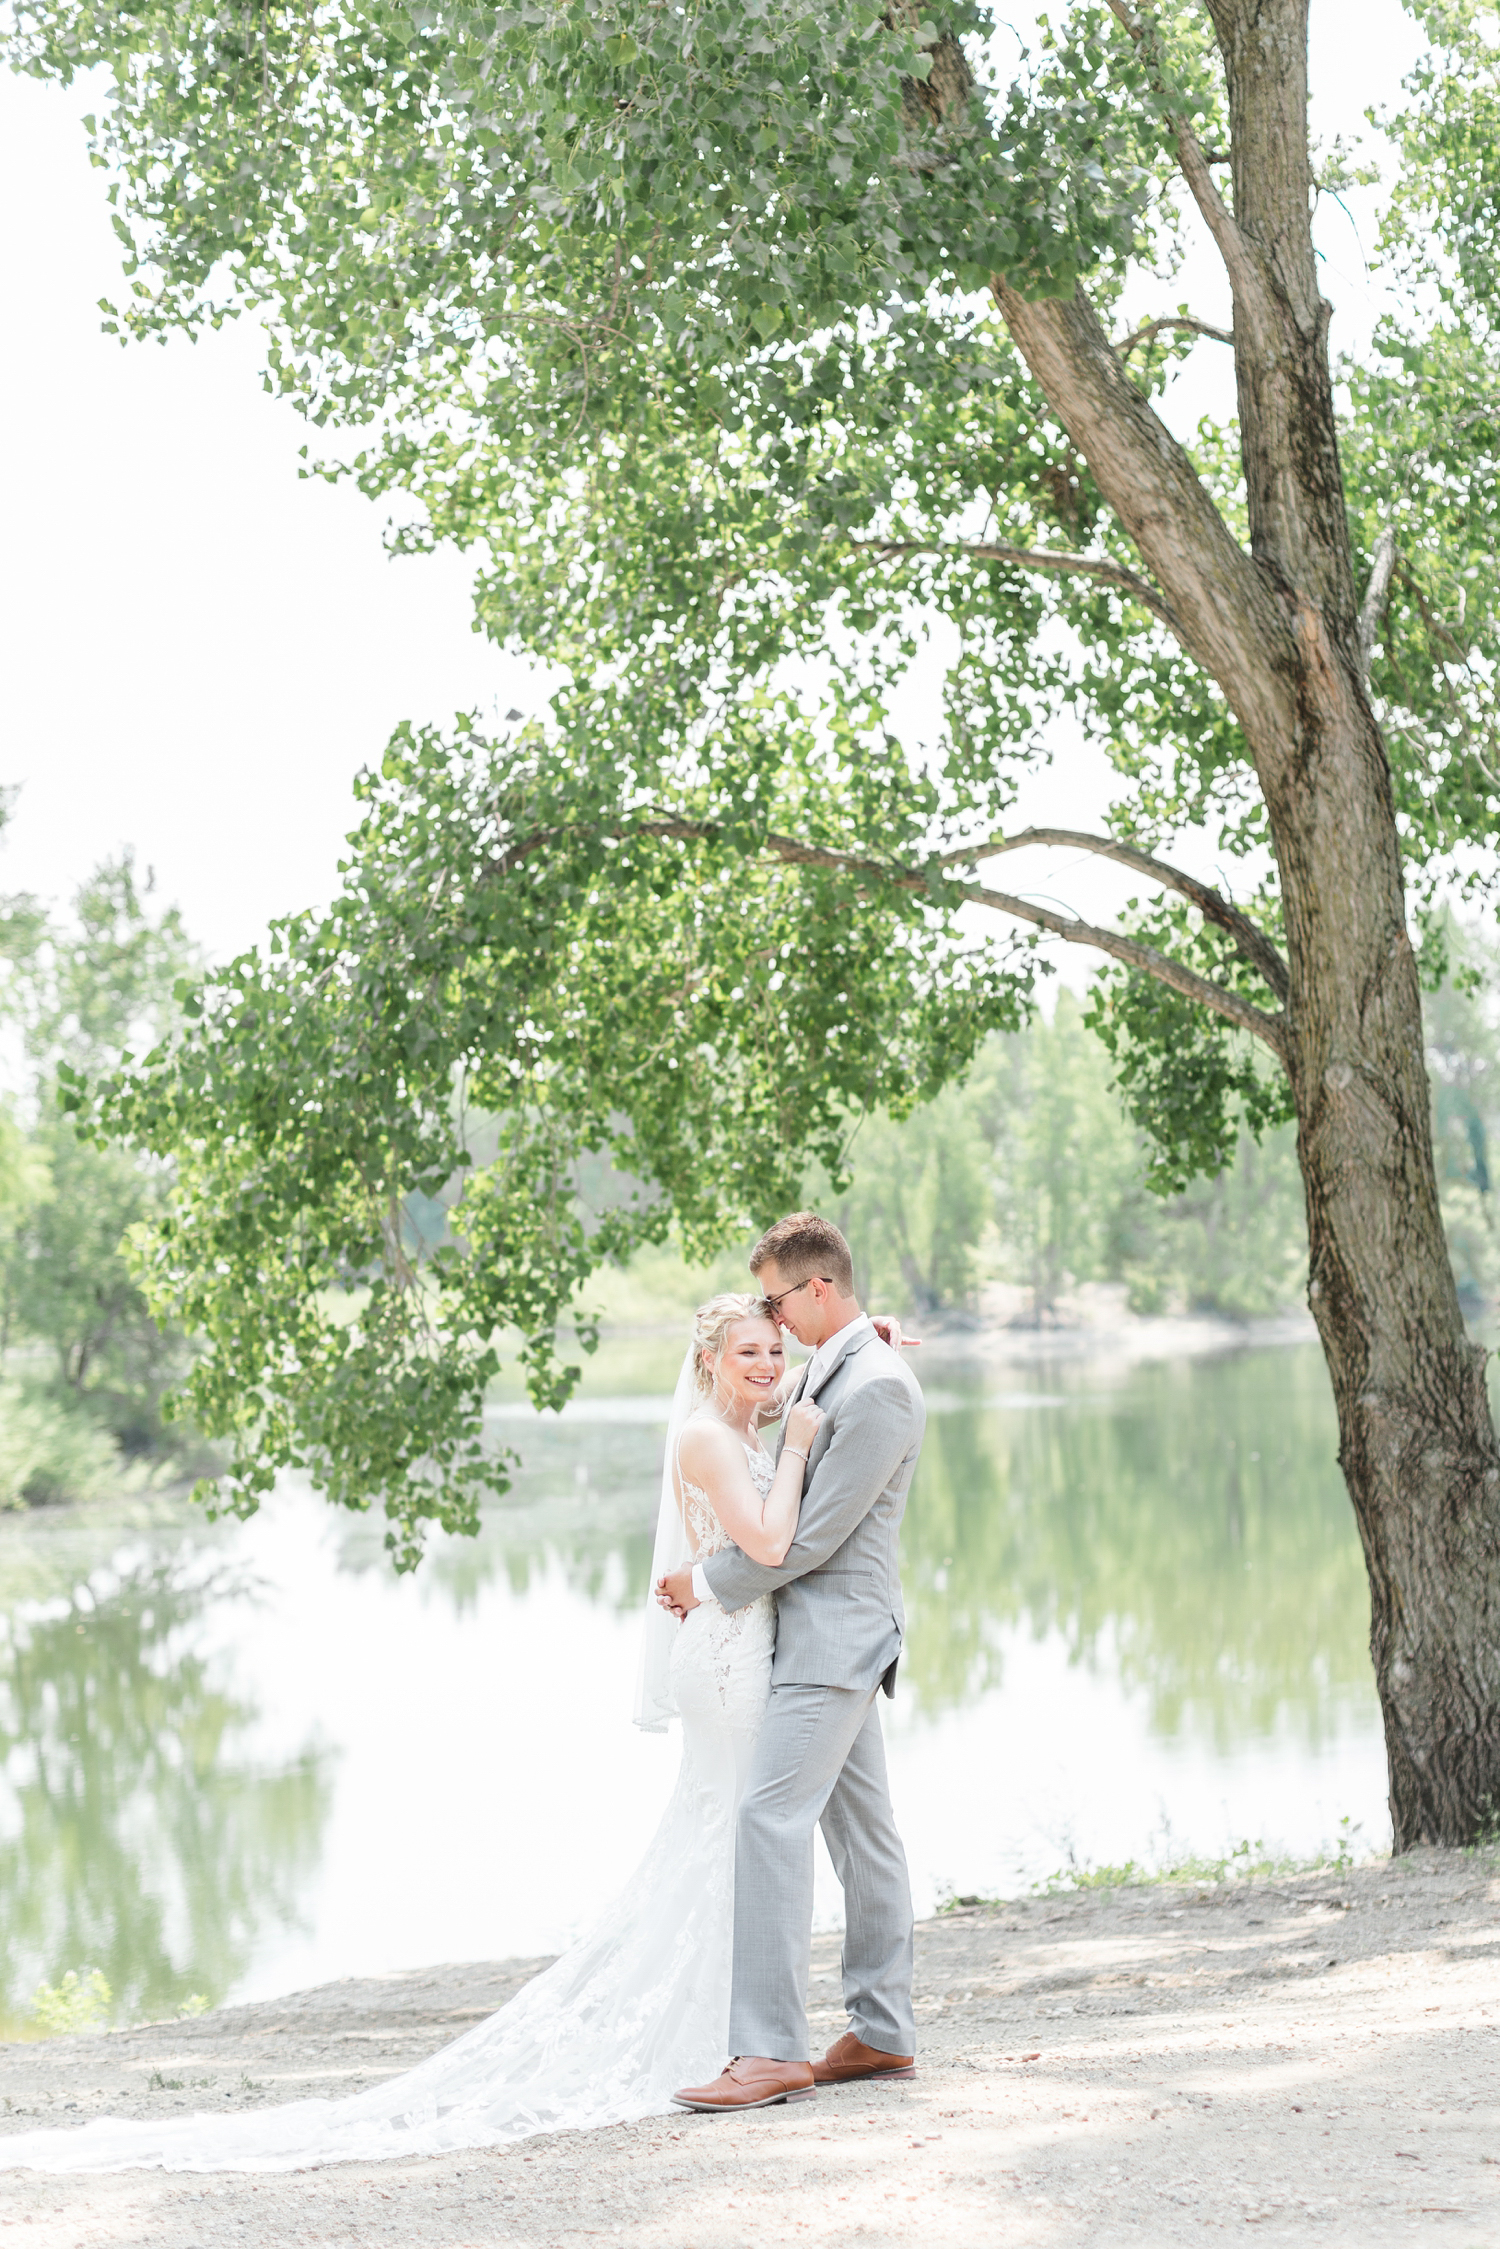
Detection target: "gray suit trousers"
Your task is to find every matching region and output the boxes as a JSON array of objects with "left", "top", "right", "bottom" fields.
[{"left": 728, "top": 1681, "right": 915, "bottom": 2062}]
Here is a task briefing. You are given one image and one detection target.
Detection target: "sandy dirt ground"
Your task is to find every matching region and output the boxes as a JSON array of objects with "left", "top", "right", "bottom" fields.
[{"left": 0, "top": 1849, "right": 1497, "bottom": 2247}]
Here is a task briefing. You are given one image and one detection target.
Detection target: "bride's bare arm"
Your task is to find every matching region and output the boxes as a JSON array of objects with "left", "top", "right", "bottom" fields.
[
  {"left": 754, "top": 1399, "right": 822, "bottom": 1564},
  {"left": 676, "top": 1411, "right": 818, "bottom": 1568}
]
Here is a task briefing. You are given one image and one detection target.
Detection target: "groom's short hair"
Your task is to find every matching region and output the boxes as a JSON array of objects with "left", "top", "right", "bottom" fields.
[{"left": 750, "top": 1211, "right": 856, "bottom": 1298}]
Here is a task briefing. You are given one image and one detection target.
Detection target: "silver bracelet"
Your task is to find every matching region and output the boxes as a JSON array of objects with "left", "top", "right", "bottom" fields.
[{"left": 783, "top": 1444, "right": 810, "bottom": 1462}]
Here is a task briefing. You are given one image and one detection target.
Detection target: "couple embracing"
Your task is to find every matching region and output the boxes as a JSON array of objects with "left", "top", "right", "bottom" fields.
[
  {"left": 652, "top": 1207, "right": 924, "bottom": 2113},
  {"left": 0, "top": 1211, "right": 925, "bottom": 2175}
]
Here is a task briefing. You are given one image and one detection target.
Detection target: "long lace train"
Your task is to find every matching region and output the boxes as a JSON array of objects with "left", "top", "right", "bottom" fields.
[{"left": 0, "top": 1451, "right": 776, "bottom": 2176}]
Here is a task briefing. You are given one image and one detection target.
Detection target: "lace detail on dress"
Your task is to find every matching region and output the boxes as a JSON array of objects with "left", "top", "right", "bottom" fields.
[
  {"left": 676, "top": 1441, "right": 777, "bottom": 1715},
  {"left": 684, "top": 1487, "right": 730, "bottom": 1559}
]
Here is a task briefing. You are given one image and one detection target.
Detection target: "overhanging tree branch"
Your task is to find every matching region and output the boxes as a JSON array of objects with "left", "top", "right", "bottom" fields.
[
  {"left": 990, "top": 277, "right": 1298, "bottom": 765},
  {"left": 938, "top": 824, "right": 1290, "bottom": 1001},
  {"left": 508, "top": 814, "right": 1290, "bottom": 1059},
  {"left": 875, "top": 0, "right": 1299, "bottom": 770},
  {"left": 961, "top": 879, "right": 1286, "bottom": 1052},
  {"left": 847, "top": 537, "right": 1183, "bottom": 632}
]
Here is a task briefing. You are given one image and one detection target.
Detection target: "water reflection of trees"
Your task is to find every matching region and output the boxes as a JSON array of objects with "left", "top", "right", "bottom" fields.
[
  {"left": 901, "top": 1347, "right": 1372, "bottom": 1741},
  {"left": 362, "top": 1346, "right": 1372, "bottom": 1750},
  {"left": 0, "top": 1558, "right": 330, "bottom": 2034},
  {"left": 336, "top": 1414, "right": 666, "bottom": 1617}
]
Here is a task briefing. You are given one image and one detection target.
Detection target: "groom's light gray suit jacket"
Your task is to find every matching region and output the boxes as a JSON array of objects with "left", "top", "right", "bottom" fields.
[{"left": 700, "top": 1325, "right": 925, "bottom": 1694}]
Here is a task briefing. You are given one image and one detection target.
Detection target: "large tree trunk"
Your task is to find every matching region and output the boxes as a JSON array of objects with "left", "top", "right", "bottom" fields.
[
  {"left": 991, "top": 0, "right": 1500, "bottom": 1844},
  {"left": 1217, "top": 0, "right": 1500, "bottom": 1847}
]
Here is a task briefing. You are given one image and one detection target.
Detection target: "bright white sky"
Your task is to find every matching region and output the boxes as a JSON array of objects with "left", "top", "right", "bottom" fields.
[{"left": 0, "top": 0, "right": 1426, "bottom": 967}]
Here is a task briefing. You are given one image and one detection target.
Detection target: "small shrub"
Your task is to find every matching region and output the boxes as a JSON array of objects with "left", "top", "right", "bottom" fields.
[
  {"left": 935, "top": 1820, "right": 1376, "bottom": 1911},
  {"left": 0, "top": 1385, "right": 119, "bottom": 1508},
  {"left": 29, "top": 1969, "right": 112, "bottom": 2035}
]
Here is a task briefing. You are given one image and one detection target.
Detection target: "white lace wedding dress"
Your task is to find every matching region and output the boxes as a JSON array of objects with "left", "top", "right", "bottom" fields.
[{"left": 0, "top": 1443, "right": 776, "bottom": 2175}]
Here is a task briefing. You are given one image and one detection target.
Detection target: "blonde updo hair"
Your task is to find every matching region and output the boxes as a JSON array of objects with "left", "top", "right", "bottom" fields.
[{"left": 691, "top": 1291, "right": 776, "bottom": 1401}]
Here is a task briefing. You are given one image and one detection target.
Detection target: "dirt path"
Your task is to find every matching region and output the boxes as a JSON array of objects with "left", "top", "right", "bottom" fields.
[{"left": 1, "top": 1848, "right": 1497, "bottom": 2246}]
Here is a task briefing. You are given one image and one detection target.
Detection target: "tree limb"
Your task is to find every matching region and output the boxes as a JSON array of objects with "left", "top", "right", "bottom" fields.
[
  {"left": 1114, "top": 314, "right": 1234, "bottom": 359},
  {"left": 938, "top": 824, "right": 1290, "bottom": 1000},
  {"left": 962, "top": 880, "right": 1287, "bottom": 1054},
  {"left": 989, "top": 279, "right": 1298, "bottom": 766},
  {"left": 1358, "top": 527, "right": 1398, "bottom": 685},
  {"left": 847, "top": 537, "right": 1182, "bottom": 631},
  {"left": 908, "top": 0, "right": 1298, "bottom": 775},
  {"left": 1105, "top": 0, "right": 1262, "bottom": 306},
  {"left": 537, "top": 815, "right": 1290, "bottom": 1058}
]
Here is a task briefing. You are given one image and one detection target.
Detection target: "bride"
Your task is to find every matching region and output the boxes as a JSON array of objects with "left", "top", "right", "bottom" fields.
[{"left": 0, "top": 1292, "right": 825, "bottom": 2173}]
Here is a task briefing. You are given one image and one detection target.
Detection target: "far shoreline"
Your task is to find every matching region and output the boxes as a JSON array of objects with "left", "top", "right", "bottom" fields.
[{"left": 506, "top": 1286, "right": 1325, "bottom": 1410}]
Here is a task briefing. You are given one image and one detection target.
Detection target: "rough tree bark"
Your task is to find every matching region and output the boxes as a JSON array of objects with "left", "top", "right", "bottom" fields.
[{"left": 983, "top": 0, "right": 1500, "bottom": 1845}]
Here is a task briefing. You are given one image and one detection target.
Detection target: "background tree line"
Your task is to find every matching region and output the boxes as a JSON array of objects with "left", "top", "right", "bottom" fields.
[
  {"left": 827, "top": 921, "right": 1500, "bottom": 1329},
  {"left": 0, "top": 815, "right": 205, "bottom": 1507}
]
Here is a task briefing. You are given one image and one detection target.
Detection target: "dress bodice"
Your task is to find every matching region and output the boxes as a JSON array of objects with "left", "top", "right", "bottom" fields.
[
  {"left": 679, "top": 1432, "right": 774, "bottom": 1558},
  {"left": 672, "top": 1428, "right": 777, "bottom": 1712}
]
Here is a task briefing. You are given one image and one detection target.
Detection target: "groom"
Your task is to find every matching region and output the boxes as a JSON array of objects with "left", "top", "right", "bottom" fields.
[{"left": 660, "top": 1210, "right": 926, "bottom": 2111}]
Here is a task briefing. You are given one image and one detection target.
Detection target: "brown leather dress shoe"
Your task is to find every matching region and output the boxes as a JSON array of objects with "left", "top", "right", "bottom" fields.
[
  {"left": 811, "top": 2031, "right": 916, "bottom": 2085},
  {"left": 672, "top": 2057, "right": 816, "bottom": 2111}
]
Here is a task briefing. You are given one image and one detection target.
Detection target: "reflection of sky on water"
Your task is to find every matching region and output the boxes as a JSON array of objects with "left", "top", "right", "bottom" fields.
[{"left": 0, "top": 1343, "right": 1389, "bottom": 2019}]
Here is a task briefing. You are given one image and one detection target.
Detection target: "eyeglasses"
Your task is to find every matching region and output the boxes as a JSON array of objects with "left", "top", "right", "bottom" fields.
[{"left": 762, "top": 1277, "right": 834, "bottom": 1318}]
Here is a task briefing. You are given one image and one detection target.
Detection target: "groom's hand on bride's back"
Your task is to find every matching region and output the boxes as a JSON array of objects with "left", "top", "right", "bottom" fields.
[{"left": 656, "top": 1566, "right": 698, "bottom": 1619}]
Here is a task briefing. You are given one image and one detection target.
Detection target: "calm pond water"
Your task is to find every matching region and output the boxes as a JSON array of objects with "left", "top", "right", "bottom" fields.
[{"left": 0, "top": 1339, "right": 1389, "bottom": 2035}]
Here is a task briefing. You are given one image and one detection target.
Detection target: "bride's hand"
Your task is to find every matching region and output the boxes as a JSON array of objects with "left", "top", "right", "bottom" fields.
[
  {"left": 784, "top": 1400, "right": 824, "bottom": 1457},
  {"left": 871, "top": 1314, "right": 921, "bottom": 1350},
  {"left": 656, "top": 1566, "right": 698, "bottom": 1619}
]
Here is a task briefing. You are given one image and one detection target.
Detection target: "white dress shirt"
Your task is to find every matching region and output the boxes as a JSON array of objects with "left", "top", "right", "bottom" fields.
[
  {"left": 802, "top": 1310, "right": 871, "bottom": 1394},
  {"left": 690, "top": 1314, "right": 872, "bottom": 1603}
]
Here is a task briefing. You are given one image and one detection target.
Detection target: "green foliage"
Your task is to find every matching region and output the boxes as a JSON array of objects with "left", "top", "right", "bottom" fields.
[
  {"left": 0, "top": 1107, "right": 49, "bottom": 1355},
  {"left": 1016, "top": 1825, "right": 1367, "bottom": 1898},
  {"left": 825, "top": 940, "right": 1500, "bottom": 1326},
  {"left": 826, "top": 993, "right": 1308, "bottom": 1322},
  {"left": 1421, "top": 915, "right": 1500, "bottom": 1304},
  {"left": 2, "top": 0, "right": 1167, "bottom": 362},
  {"left": 1020, "top": 1814, "right": 1369, "bottom": 1894},
  {"left": 10, "top": 0, "right": 1500, "bottom": 1551},
  {"left": 14, "top": 854, "right": 196, "bottom": 1078},
  {"left": 1083, "top": 904, "right": 1296, "bottom": 1197},
  {"left": 28, "top": 1966, "right": 111, "bottom": 2036},
  {"left": 825, "top": 1076, "right": 994, "bottom": 1313},
  {"left": 12, "top": 1119, "right": 188, "bottom": 1449},
  {"left": 986, "top": 994, "right": 1151, "bottom": 1312},
  {"left": 77, "top": 720, "right": 1036, "bottom": 1563},
  {"left": 0, "top": 1381, "right": 121, "bottom": 1508},
  {"left": 1111, "top": 1115, "right": 1308, "bottom": 1321},
  {"left": 0, "top": 854, "right": 204, "bottom": 1485},
  {"left": 1332, "top": 8, "right": 1500, "bottom": 903}
]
